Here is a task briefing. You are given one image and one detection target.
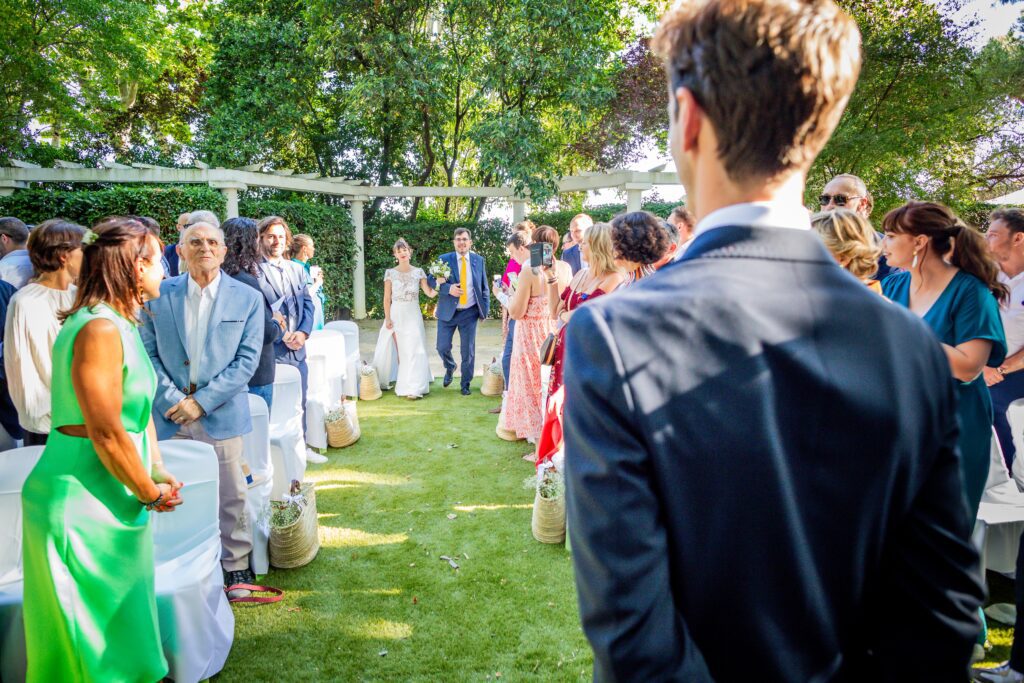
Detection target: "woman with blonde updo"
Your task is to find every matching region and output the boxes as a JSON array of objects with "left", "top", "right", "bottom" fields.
[{"left": 811, "top": 209, "right": 883, "bottom": 294}]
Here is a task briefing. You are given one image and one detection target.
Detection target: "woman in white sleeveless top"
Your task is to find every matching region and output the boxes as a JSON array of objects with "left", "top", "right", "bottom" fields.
[{"left": 372, "top": 239, "right": 438, "bottom": 398}]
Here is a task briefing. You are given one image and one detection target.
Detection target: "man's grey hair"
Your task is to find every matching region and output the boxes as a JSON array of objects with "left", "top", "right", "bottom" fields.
[
  {"left": 187, "top": 210, "right": 221, "bottom": 229},
  {"left": 180, "top": 222, "right": 225, "bottom": 245}
]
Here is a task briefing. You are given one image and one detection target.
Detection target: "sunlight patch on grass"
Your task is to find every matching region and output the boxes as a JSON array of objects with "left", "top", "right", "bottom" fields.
[
  {"left": 312, "top": 469, "right": 412, "bottom": 486},
  {"left": 344, "top": 588, "right": 403, "bottom": 596},
  {"left": 320, "top": 526, "right": 409, "bottom": 547},
  {"left": 343, "top": 618, "right": 414, "bottom": 640},
  {"left": 453, "top": 503, "right": 534, "bottom": 512}
]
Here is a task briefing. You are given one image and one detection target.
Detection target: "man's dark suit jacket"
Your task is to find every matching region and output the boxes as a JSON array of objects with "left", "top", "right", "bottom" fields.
[
  {"left": 163, "top": 243, "right": 180, "bottom": 278},
  {"left": 564, "top": 225, "right": 984, "bottom": 682},
  {"left": 562, "top": 243, "right": 582, "bottom": 275}
]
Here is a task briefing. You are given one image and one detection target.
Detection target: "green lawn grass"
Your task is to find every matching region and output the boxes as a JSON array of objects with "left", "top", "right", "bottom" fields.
[{"left": 213, "top": 379, "right": 591, "bottom": 682}]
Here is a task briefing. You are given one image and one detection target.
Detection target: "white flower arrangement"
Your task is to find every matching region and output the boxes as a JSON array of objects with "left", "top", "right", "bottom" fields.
[
  {"left": 523, "top": 461, "right": 565, "bottom": 500},
  {"left": 428, "top": 258, "right": 452, "bottom": 280},
  {"left": 360, "top": 362, "right": 377, "bottom": 377}
]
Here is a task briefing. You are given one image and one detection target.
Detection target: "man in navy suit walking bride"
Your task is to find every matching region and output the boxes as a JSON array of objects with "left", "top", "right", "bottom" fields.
[{"left": 428, "top": 228, "right": 489, "bottom": 395}]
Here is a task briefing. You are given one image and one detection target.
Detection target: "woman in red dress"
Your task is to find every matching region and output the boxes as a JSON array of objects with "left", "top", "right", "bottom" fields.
[
  {"left": 545, "top": 221, "right": 625, "bottom": 397},
  {"left": 537, "top": 222, "right": 624, "bottom": 466}
]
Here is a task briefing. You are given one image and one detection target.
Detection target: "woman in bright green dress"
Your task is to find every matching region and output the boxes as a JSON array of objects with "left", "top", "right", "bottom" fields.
[
  {"left": 881, "top": 201, "right": 1007, "bottom": 519},
  {"left": 21, "top": 217, "right": 182, "bottom": 682}
]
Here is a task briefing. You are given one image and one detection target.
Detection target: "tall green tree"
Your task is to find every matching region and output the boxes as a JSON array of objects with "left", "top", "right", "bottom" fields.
[{"left": 0, "top": 0, "right": 166, "bottom": 160}]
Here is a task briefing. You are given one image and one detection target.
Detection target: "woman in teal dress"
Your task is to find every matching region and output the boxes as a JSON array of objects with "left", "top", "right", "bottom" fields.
[
  {"left": 290, "top": 233, "right": 325, "bottom": 330},
  {"left": 21, "top": 217, "right": 182, "bottom": 682},
  {"left": 882, "top": 201, "right": 1007, "bottom": 519}
]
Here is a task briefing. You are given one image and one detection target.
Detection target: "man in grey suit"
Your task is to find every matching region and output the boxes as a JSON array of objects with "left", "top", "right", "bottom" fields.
[
  {"left": 141, "top": 222, "right": 264, "bottom": 597},
  {"left": 254, "top": 216, "right": 326, "bottom": 463}
]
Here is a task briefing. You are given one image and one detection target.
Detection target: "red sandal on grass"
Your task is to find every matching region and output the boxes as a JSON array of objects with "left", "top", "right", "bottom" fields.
[{"left": 225, "top": 583, "right": 284, "bottom": 604}]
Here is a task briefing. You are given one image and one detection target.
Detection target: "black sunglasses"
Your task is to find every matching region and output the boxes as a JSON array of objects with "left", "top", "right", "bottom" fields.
[{"left": 819, "top": 194, "right": 862, "bottom": 207}]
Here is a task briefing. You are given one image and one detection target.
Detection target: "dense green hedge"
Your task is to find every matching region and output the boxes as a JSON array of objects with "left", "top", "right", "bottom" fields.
[
  {"left": 0, "top": 186, "right": 357, "bottom": 314},
  {"left": 527, "top": 201, "right": 681, "bottom": 232},
  {"left": 0, "top": 185, "right": 226, "bottom": 245},
  {"left": 238, "top": 199, "right": 356, "bottom": 316},
  {"left": 363, "top": 216, "right": 509, "bottom": 318}
]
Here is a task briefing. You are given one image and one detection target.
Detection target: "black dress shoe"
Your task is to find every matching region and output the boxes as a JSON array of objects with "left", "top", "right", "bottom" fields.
[
  {"left": 461, "top": 387, "right": 471, "bottom": 396},
  {"left": 443, "top": 370, "right": 454, "bottom": 388}
]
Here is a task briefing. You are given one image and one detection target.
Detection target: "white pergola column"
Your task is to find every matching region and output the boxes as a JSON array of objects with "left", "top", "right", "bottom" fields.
[
  {"left": 209, "top": 181, "right": 248, "bottom": 219},
  {"left": 511, "top": 198, "right": 527, "bottom": 225},
  {"left": 624, "top": 182, "right": 651, "bottom": 213},
  {"left": 349, "top": 196, "right": 369, "bottom": 319}
]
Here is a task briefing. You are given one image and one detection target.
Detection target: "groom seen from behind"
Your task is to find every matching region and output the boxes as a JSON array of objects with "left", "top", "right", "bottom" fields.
[
  {"left": 429, "top": 228, "right": 489, "bottom": 395},
  {"left": 564, "top": 0, "right": 985, "bottom": 681}
]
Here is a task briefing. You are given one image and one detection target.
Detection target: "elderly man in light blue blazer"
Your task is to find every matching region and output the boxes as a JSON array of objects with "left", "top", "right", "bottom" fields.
[{"left": 141, "top": 222, "right": 263, "bottom": 596}]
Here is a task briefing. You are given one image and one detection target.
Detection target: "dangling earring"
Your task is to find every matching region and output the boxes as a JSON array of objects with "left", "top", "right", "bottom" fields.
[{"left": 911, "top": 250, "right": 919, "bottom": 269}]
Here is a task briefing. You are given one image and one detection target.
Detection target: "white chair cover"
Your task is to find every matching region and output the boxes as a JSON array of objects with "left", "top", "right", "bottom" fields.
[
  {"left": 303, "top": 329, "right": 347, "bottom": 449},
  {"left": 1007, "top": 399, "right": 1024, "bottom": 491},
  {"left": 976, "top": 431, "right": 1024, "bottom": 576},
  {"left": 0, "top": 447, "right": 43, "bottom": 682},
  {"left": 270, "top": 363, "right": 306, "bottom": 499},
  {"left": 241, "top": 393, "right": 272, "bottom": 574},
  {"left": 0, "top": 447, "right": 44, "bottom": 587},
  {"left": 152, "top": 440, "right": 234, "bottom": 683},
  {"left": 325, "top": 320, "right": 361, "bottom": 398}
]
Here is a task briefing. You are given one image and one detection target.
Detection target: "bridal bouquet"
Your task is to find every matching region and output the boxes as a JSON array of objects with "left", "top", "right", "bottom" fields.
[{"left": 428, "top": 258, "right": 451, "bottom": 281}]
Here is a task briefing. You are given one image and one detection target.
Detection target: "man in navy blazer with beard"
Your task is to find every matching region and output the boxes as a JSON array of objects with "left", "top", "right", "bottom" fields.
[
  {"left": 563, "top": 1, "right": 984, "bottom": 681},
  {"left": 428, "top": 228, "right": 489, "bottom": 395}
]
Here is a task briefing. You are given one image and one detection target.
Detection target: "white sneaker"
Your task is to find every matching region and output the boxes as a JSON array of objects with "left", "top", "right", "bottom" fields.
[
  {"left": 973, "top": 663, "right": 1024, "bottom": 682},
  {"left": 305, "top": 448, "right": 328, "bottom": 464}
]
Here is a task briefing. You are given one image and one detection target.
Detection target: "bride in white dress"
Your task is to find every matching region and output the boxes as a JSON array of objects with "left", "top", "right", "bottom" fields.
[{"left": 372, "top": 239, "right": 439, "bottom": 398}]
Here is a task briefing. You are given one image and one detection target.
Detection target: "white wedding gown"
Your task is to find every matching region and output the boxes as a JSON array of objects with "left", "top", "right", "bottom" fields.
[{"left": 372, "top": 267, "right": 433, "bottom": 397}]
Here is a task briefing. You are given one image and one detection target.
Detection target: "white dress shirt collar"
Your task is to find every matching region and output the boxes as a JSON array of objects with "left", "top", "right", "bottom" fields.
[
  {"left": 187, "top": 271, "right": 222, "bottom": 299},
  {"left": 693, "top": 201, "right": 813, "bottom": 240}
]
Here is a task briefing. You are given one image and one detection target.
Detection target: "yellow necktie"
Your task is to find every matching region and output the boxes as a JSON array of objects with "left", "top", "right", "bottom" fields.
[{"left": 459, "top": 256, "right": 468, "bottom": 306}]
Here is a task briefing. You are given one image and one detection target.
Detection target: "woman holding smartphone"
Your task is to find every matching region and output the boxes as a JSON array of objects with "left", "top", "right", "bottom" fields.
[{"left": 500, "top": 227, "right": 568, "bottom": 453}]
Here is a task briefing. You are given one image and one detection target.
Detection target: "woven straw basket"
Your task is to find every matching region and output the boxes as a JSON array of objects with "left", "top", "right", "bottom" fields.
[
  {"left": 495, "top": 409, "right": 520, "bottom": 441},
  {"left": 531, "top": 489, "right": 566, "bottom": 544},
  {"left": 326, "top": 403, "right": 360, "bottom": 448},
  {"left": 359, "top": 369, "right": 382, "bottom": 401},
  {"left": 481, "top": 363, "right": 504, "bottom": 397},
  {"left": 269, "top": 483, "right": 320, "bottom": 569}
]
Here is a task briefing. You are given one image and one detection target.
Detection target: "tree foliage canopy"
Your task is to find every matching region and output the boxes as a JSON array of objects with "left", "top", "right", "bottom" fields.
[{"left": 2, "top": 0, "right": 1021, "bottom": 219}]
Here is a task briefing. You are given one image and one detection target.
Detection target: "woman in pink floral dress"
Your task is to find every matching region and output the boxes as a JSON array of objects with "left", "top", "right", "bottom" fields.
[{"left": 501, "top": 237, "right": 555, "bottom": 447}]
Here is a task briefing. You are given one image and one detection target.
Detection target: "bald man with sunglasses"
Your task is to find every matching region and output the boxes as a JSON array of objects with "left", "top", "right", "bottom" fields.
[{"left": 820, "top": 173, "right": 894, "bottom": 280}]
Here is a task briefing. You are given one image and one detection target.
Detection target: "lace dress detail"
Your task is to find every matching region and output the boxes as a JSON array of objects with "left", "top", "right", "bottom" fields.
[{"left": 385, "top": 268, "right": 426, "bottom": 303}]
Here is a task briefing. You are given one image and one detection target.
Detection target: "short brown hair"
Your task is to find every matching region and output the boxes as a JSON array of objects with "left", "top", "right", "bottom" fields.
[
  {"left": 532, "top": 225, "right": 560, "bottom": 251},
  {"left": 0, "top": 217, "right": 28, "bottom": 244},
  {"left": 28, "top": 219, "right": 86, "bottom": 273},
  {"left": 992, "top": 208, "right": 1024, "bottom": 235},
  {"left": 653, "top": 0, "right": 861, "bottom": 181},
  {"left": 257, "top": 215, "right": 293, "bottom": 245},
  {"left": 514, "top": 220, "right": 536, "bottom": 235},
  {"left": 669, "top": 205, "right": 695, "bottom": 230},
  {"left": 61, "top": 217, "right": 162, "bottom": 324},
  {"left": 454, "top": 227, "right": 472, "bottom": 240}
]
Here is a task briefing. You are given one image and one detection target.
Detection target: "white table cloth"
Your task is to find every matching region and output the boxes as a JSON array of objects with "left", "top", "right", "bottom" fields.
[{"left": 304, "top": 329, "right": 347, "bottom": 449}]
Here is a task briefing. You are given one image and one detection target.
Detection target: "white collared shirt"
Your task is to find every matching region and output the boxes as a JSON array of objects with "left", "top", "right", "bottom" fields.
[
  {"left": 185, "top": 272, "right": 221, "bottom": 384},
  {"left": 456, "top": 252, "right": 476, "bottom": 309},
  {"left": 1000, "top": 269, "right": 1024, "bottom": 356},
  {"left": 0, "top": 249, "right": 34, "bottom": 289},
  {"left": 674, "top": 201, "right": 812, "bottom": 261}
]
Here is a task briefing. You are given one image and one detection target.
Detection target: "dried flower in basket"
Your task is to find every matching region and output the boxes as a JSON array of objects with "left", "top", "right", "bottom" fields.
[{"left": 359, "top": 362, "right": 378, "bottom": 377}]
